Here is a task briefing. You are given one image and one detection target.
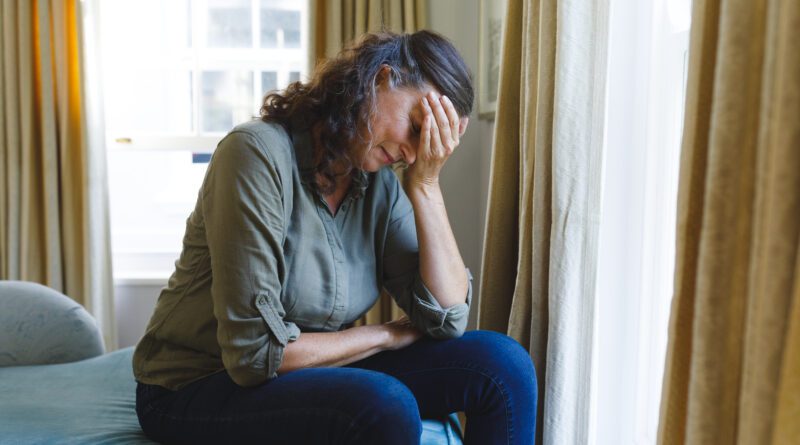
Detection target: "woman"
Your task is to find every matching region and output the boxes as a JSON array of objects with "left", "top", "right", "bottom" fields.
[{"left": 133, "top": 31, "right": 537, "bottom": 444}]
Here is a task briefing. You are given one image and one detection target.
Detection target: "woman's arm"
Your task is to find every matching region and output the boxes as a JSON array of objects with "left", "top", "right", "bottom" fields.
[
  {"left": 405, "top": 183, "right": 468, "bottom": 309},
  {"left": 403, "top": 91, "right": 470, "bottom": 309},
  {"left": 277, "top": 317, "right": 421, "bottom": 373}
]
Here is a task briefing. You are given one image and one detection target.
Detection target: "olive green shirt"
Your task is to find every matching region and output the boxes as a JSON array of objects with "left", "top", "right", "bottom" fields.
[{"left": 132, "top": 119, "right": 472, "bottom": 390}]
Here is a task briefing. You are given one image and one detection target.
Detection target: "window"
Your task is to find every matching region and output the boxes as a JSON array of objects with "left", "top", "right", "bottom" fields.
[
  {"left": 93, "top": 0, "right": 310, "bottom": 280},
  {"left": 592, "top": 0, "right": 691, "bottom": 443}
]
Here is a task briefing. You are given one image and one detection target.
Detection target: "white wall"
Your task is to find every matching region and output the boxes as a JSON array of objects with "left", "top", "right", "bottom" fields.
[
  {"left": 114, "top": 0, "right": 497, "bottom": 348},
  {"left": 115, "top": 281, "right": 163, "bottom": 348}
]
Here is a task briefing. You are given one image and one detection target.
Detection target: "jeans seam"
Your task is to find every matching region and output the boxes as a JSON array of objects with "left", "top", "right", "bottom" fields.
[{"left": 395, "top": 362, "right": 513, "bottom": 445}]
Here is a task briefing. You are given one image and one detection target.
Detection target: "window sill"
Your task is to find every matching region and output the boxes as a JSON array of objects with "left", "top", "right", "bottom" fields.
[{"left": 113, "top": 274, "right": 170, "bottom": 286}]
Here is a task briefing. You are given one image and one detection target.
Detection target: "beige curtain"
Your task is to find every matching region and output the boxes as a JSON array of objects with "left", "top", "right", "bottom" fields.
[
  {"left": 0, "top": 0, "right": 116, "bottom": 349},
  {"left": 313, "top": 0, "right": 426, "bottom": 326},
  {"left": 314, "top": 0, "right": 426, "bottom": 61},
  {"left": 657, "top": 0, "right": 800, "bottom": 443},
  {"left": 479, "top": 0, "right": 609, "bottom": 443}
]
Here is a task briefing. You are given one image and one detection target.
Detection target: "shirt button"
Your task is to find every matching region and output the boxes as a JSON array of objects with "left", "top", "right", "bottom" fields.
[{"left": 256, "top": 296, "right": 266, "bottom": 305}]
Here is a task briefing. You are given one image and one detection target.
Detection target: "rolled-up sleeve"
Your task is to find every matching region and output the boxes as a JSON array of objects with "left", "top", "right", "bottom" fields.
[
  {"left": 381, "top": 178, "right": 472, "bottom": 339},
  {"left": 202, "top": 130, "right": 300, "bottom": 387}
]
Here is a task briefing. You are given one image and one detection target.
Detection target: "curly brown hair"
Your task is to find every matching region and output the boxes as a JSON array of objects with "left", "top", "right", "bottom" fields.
[{"left": 260, "top": 30, "right": 474, "bottom": 195}]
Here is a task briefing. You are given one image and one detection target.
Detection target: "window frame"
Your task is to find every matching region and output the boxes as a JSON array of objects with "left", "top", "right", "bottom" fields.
[
  {"left": 92, "top": 0, "right": 311, "bottom": 281},
  {"left": 101, "top": 0, "right": 310, "bottom": 151}
]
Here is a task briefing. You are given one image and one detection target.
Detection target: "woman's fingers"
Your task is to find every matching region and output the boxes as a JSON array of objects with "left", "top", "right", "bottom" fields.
[
  {"left": 408, "top": 93, "right": 456, "bottom": 184},
  {"left": 416, "top": 91, "right": 462, "bottom": 173},
  {"left": 427, "top": 92, "right": 452, "bottom": 155},
  {"left": 420, "top": 102, "right": 432, "bottom": 158},
  {"left": 422, "top": 96, "right": 443, "bottom": 158},
  {"left": 441, "top": 96, "right": 460, "bottom": 146}
]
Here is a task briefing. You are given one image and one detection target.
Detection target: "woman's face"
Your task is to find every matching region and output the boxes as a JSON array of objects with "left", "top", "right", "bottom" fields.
[{"left": 354, "top": 84, "right": 434, "bottom": 172}]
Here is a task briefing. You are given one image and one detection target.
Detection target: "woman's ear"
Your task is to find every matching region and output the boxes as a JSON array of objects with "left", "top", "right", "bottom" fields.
[
  {"left": 458, "top": 116, "right": 469, "bottom": 137},
  {"left": 376, "top": 64, "right": 392, "bottom": 87}
]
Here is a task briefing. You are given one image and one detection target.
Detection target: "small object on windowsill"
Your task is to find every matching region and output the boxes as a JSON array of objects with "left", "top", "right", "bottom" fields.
[
  {"left": 115, "top": 137, "right": 132, "bottom": 144},
  {"left": 192, "top": 153, "right": 212, "bottom": 164}
]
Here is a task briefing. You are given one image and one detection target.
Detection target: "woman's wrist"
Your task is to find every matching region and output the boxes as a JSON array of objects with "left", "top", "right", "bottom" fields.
[
  {"left": 404, "top": 181, "right": 444, "bottom": 206},
  {"left": 354, "top": 323, "right": 393, "bottom": 352}
]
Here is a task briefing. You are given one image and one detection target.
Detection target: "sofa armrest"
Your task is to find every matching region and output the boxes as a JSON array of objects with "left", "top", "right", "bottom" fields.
[{"left": 0, "top": 280, "right": 104, "bottom": 366}]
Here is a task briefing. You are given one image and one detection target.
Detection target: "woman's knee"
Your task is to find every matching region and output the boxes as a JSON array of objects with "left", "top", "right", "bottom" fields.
[
  {"left": 346, "top": 371, "right": 422, "bottom": 444},
  {"left": 461, "top": 330, "right": 537, "bottom": 389}
]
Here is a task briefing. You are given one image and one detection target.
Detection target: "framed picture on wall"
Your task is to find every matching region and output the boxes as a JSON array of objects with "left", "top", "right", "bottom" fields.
[{"left": 478, "top": 0, "right": 508, "bottom": 120}]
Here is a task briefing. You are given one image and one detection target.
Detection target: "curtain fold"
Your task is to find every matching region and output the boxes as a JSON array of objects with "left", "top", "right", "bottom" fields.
[
  {"left": 773, "top": 250, "right": 800, "bottom": 443},
  {"left": 657, "top": 0, "right": 800, "bottom": 443},
  {"left": 313, "top": 0, "right": 426, "bottom": 326},
  {"left": 0, "top": 0, "right": 116, "bottom": 349},
  {"left": 314, "top": 0, "right": 425, "bottom": 62},
  {"left": 478, "top": 0, "right": 609, "bottom": 443}
]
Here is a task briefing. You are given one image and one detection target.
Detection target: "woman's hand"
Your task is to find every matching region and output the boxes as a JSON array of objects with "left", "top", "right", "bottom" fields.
[
  {"left": 404, "top": 91, "right": 469, "bottom": 189},
  {"left": 381, "top": 316, "right": 423, "bottom": 350}
]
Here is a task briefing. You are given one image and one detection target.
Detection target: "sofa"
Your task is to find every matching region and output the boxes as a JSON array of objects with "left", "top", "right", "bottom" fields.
[{"left": 0, "top": 280, "right": 464, "bottom": 444}]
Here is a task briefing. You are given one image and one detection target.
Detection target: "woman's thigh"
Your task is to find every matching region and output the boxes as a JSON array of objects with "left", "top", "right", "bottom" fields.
[
  {"left": 346, "top": 329, "right": 538, "bottom": 444},
  {"left": 136, "top": 367, "right": 422, "bottom": 445}
]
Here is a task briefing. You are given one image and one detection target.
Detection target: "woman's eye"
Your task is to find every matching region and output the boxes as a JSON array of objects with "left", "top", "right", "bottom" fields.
[{"left": 411, "top": 123, "right": 420, "bottom": 134}]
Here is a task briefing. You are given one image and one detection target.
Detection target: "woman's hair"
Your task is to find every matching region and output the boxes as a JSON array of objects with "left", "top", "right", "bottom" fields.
[{"left": 260, "top": 30, "right": 474, "bottom": 195}]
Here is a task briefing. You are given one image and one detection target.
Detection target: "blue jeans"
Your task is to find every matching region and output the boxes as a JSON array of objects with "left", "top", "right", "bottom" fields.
[{"left": 136, "top": 330, "right": 537, "bottom": 444}]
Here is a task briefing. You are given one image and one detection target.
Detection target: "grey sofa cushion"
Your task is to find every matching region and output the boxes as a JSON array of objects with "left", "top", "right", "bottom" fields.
[
  {"left": 0, "top": 280, "right": 105, "bottom": 366},
  {"left": 0, "top": 347, "right": 152, "bottom": 444}
]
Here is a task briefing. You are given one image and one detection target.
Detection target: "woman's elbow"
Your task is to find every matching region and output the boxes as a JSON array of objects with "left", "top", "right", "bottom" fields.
[
  {"left": 426, "top": 323, "right": 467, "bottom": 340},
  {"left": 227, "top": 364, "right": 270, "bottom": 387},
  {"left": 222, "top": 347, "right": 285, "bottom": 387}
]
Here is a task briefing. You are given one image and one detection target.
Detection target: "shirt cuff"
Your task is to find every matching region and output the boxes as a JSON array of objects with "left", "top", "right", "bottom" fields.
[
  {"left": 286, "top": 321, "right": 301, "bottom": 342},
  {"left": 255, "top": 293, "right": 296, "bottom": 346},
  {"left": 411, "top": 268, "right": 473, "bottom": 339},
  {"left": 253, "top": 292, "right": 301, "bottom": 381}
]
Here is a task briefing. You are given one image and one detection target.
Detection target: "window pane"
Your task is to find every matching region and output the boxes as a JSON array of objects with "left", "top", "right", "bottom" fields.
[
  {"left": 207, "top": 0, "right": 252, "bottom": 48},
  {"left": 260, "top": 7, "right": 301, "bottom": 48},
  {"left": 261, "top": 71, "right": 278, "bottom": 93},
  {"left": 201, "top": 71, "right": 254, "bottom": 133},
  {"left": 106, "top": 69, "right": 193, "bottom": 134},
  {"left": 289, "top": 71, "right": 300, "bottom": 83},
  {"left": 108, "top": 150, "right": 208, "bottom": 276},
  {"left": 100, "top": 0, "right": 191, "bottom": 55},
  {"left": 186, "top": 1, "right": 193, "bottom": 47}
]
